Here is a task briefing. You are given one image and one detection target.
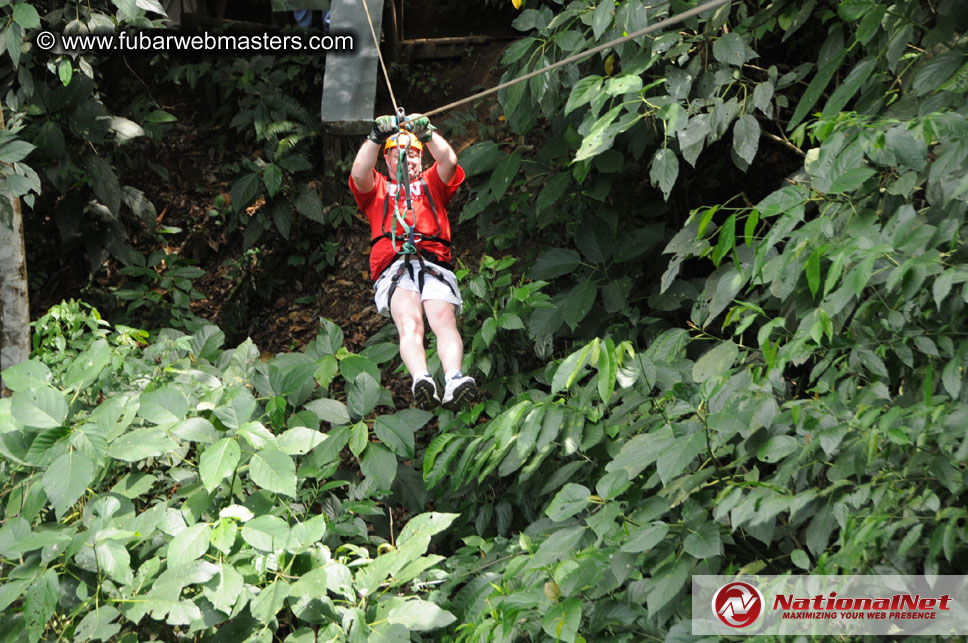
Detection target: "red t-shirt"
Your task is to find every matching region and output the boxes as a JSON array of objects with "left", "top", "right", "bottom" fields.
[{"left": 349, "top": 162, "right": 465, "bottom": 280}]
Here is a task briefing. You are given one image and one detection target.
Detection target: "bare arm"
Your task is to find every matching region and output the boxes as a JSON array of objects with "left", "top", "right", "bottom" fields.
[
  {"left": 424, "top": 132, "right": 458, "bottom": 184},
  {"left": 350, "top": 139, "right": 381, "bottom": 193}
]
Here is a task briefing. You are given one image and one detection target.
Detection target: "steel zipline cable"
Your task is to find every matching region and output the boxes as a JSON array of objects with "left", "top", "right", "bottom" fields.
[{"left": 359, "top": 0, "right": 732, "bottom": 125}]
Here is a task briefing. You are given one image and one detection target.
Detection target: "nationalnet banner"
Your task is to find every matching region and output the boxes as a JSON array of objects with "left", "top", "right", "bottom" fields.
[{"left": 692, "top": 575, "right": 968, "bottom": 636}]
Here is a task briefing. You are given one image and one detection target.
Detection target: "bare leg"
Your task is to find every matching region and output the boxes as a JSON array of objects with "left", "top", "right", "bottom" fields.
[
  {"left": 423, "top": 299, "right": 463, "bottom": 374},
  {"left": 389, "top": 289, "right": 428, "bottom": 376}
]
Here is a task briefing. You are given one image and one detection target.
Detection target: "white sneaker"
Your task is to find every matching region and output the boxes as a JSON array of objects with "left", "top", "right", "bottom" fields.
[
  {"left": 411, "top": 375, "right": 440, "bottom": 410},
  {"left": 442, "top": 372, "right": 477, "bottom": 411}
]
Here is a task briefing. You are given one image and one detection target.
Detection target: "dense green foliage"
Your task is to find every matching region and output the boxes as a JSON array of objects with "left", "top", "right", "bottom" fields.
[{"left": 2, "top": 0, "right": 968, "bottom": 641}]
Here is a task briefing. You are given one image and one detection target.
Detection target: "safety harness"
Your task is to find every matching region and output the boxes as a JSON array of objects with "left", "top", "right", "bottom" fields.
[{"left": 370, "top": 108, "right": 458, "bottom": 308}]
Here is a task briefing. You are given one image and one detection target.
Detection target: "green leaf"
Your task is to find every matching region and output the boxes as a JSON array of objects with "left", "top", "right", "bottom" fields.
[
  {"left": 490, "top": 151, "right": 521, "bottom": 200},
  {"left": 692, "top": 341, "right": 739, "bottom": 383},
  {"left": 347, "top": 372, "right": 380, "bottom": 420},
  {"left": 821, "top": 57, "right": 876, "bottom": 118},
  {"left": 373, "top": 414, "right": 417, "bottom": 458},
  {"left": 0, "top": 140, "right": 35, "bottom": 164},
  {"left": 828, "top": 166, "right": 875, "bottom": 193},
  {"left": 552, "top": 343, "right": 594, "bottom": 394},
  {"left": 565, "top": 76, "right": 603, "bottom": 115},
  {"left": 604, "top": 75, "right": 643, "bottom": 97},
  {"left": 1, "top": 360, "right": 52, "bottom": 391},
  {"left": 349, "top": 421, "right": 368, "bottom": 457},
  {"left": 249, "top": 449, "right": 297, "bottom": 497},
  {"left": 732, "top": 115, "right": 760, "bottom": 165},
  {"left": 305, "top": 398, "right": 351, "bottom": 425},
  {"left": 942, "top": 357, "right": 961, "bottom": 399},
  {"left": 536, "top": 172, "right": 573, "bottom": 213},
  {"left": 531, "top": 248, "right": 580, "bottom": 280},
  {"left": 711, "top": 213, "right": 736, "bottom": 267},
  {"left": 12, "top": 386, "right": 68, "bottom": 428},
  {"left": 683, "top": 522, "right": 722, "bottom": 558},
  {"left": 231, "top": 172, "right": 262, "bottom": 211},
  {"left": 361, "top": 442, "right": 397, "bottom": 491},
  {"left": 561, "top": 280, "right": 597, "bottom": 330},
  {"left": 713, "top": 32, "right": 749, "bottom": 66},
  {"left": 650, "top": 148, "right": 678, "bottom": 200},
  {"left": 592, "top": 0, "right": 612, "bottom": 40},
  {"left": 294, "top": 187, "right": 325, "bottom": 223},
  {"left": 805, "top": 246, "right": 822, "bottom": 298},
  {"left": 250, "top": 579, "right": 290, "bottom": 624},
  {"left": 546, "top": 483, "right": 590, "bottom": 522},
  {"left": 139, "top": 387, "right": 188, "bottom": 425},
  {"left": 656, "top": 431, "right": 705, "bottom": 484},
  {"left": 241, "top": 514, "right": 293, "bottom": 552},
  {"left": 621, "top": 521, "right": 669, "bottom": 553},
  {"left": 85, "top": 154, "right": 122, "bottom": 216},
  {"left": 167, "top": 523, "right": 211, "bottom": 568},
  {"left": 107, "top": 427, "right": 175, "bottom": 461},
  {"left": 912, "top": 51, "right": 964, "bottom": 96},
  {"left": 757, "top": 435, "right": 799, "bottom": 463},
  {"left": 791, "top": 549, "right": 811, "bottom": 570},
  {"left": 199, "top": 438, "right": 241, "bottom": 492},
  {"left": 63, "top": 339, "right": 111, "bottom": 391},
  {"left": 387, "top": 599, "right": 457, "bottom": 631},
  {"left": 787, "top": 31, "right": 846, "bottom": 131},
  {"left": 263, "top": 164, "right": 283, "bottom": 198},
  {"left": 524, "top": 526, "right": 586, "bottom": 571},
  {"left": 214, "top": 387, "right": 256, "bottom": 429},
  {"left": 24, "top": 568, "right": 58, "bottom": 637},
  {"left": 459, "top": 141, "right": 503, "bottom": 177},
  {"left": 74, "top": 605, "right": 121, "bottom": 642},
  {"left": 13, "top": 4, "right": 41, "bottom": 29},
  {"left": 42, "top": 449, "right": 95, "bottom": 517},
  {"left": 203, "top": 561, "right": 243, "bottom": 614},
  {"left": 542, "top": 598, "right": 581, "bottom": 643}
]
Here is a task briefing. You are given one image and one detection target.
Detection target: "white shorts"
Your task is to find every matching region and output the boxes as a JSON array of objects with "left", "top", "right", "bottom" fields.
[{"left": 373, "top": 256, "right": 463, "bottom": 316}]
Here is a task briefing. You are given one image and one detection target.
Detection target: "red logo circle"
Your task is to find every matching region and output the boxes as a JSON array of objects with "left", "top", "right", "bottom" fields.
[{"left": 712, "top": 581, "right": 764, "bottom": 628}]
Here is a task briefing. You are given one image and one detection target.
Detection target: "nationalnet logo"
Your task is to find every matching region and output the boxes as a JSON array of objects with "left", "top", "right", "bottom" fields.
[
  {"left": 693, "top": 575, "right": 968, "bottom": 636},
  {"left": 712, "top": 581, "right": 764, "bottom": 628}
]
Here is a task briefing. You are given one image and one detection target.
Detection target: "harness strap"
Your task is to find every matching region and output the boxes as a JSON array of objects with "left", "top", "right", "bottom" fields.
[{"left": 383, "top": 254, "right": 459, "bottom": 308}]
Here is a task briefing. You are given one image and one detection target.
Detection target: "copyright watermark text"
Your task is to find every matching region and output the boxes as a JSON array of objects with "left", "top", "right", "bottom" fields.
[{"left": 34, "top": 29, "right": 354, "bottom": 55}]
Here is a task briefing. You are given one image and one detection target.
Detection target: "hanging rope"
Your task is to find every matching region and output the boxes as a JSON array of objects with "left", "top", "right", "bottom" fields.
[{"left": 360, "top": 0, "right": 400, "bottom": 116}]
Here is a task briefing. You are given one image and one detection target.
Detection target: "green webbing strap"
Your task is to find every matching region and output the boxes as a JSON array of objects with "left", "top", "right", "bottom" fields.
[{"left": 388, "top": 108, "right": 418, "bottom": 256}]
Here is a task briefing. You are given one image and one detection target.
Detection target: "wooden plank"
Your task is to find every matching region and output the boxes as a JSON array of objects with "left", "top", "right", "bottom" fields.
[{"left": 320, "top": 0, "right": 384, "bottom": 134}]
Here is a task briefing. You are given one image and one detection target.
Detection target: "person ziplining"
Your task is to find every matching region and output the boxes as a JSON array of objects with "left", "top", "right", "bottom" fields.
[{"left": 348, "top": 111, "right": 477, "bottom": 411}]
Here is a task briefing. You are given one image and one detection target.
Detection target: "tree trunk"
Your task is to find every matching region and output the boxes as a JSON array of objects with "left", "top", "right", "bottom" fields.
[{"left": 0, "top": 131, "right": 30, "bottom": 394}]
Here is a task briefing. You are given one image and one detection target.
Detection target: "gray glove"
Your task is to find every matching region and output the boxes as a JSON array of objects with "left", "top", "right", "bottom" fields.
[
  {"left": 367, "top": 115, "right": 397, "bottom": 144},
  {"left": 405, "top": 113, "right": 436, "bottom": 143}
]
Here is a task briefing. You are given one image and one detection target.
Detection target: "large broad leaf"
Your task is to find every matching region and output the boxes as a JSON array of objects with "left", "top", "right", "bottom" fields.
[
  {"left": 531, "top": 248, "right": 580, "bottom": 280},
  {"left": 821, "top": 57, "right": 876, "bottom": 118},
  {"left": 732, "top": 115, "right": 760, "bottom": 166},
  {"left": 42, "top": 449, "right": 95, "bottom": 517},
  {"left": 62, "top": 339, "right": 111, "bottom": 391},
  {"left": 683, "top": 521, "right": 722, "bottom": 558},
  {"left": 656, "top": 432, "right": 705, "bottom": 485},
  {"left": 199, "top": 438, "right": 241, "bottom": 493},
  {"left": 545, "top": 483, "right": 590, "bottom": 522},
  {"left": 214, "top": 387, "right": 257, "bottom": 429},
  {"left": 387, "top": 599, "right": 457, "bottom": 631},
  {"left": 787, "top": 30, "right": 846, "bottom": 131},
  {"left": 459, "top": 141, "right": 503, "bottom": 177},
  {"left": 489, "top": 151, "right": 522, "bottom": 200},
  {"left": 347, "top": 372, "right": 381, "bottom": 421},
  {"left": 373, "top": 413, "right": 423, "bottom": 459},
  {"left": 231, "top": 172, "right": 262, "bottom": 212},
  {"left": 241, "top": 514, "right": 293, "bottom": 552},
  {"left": 523, "top": 526, "right": 586, "bottom": 571},
  {"left": 650, "top": 148, "right": 679, "bottom": 199},
  {"left": 542, "top": 598, "right": 581, "bottom": 643},
  {"left": 12, "top": 386, "right": 68, "bottom": 429},
  {"left": 692, "top": 341, "right": 739, "bottom": 383},
  {"left": 565, "top": 75, "right": 603, "bottom": 115},
  {"left": 305, "top": 398, "right": 351, "bottom": 425},
  {"left": 139, "top": 387, "right": 188, "bottom": 425},
  {"left": 1, "top": 360, "right": 52, "bottom": 392},
  {"left": 249, "top": 449, "right": 297, "bottom": 497},
  {"left": 360, "top": 443, "right": 397, "bottom": 491},
  {"left": 167, "top": 523, "right": 211, "bottom": 568},
  {"left": 561, "top": 280, "right": 597, "bottom": 330},
  {"left": 108, "top": 428, "right": 176, "bottom": 461},
  {"left": 85, "top": 154, "right": 122, "bottom": 216},
  {"left": 713, "top": 32, "right": 749, "bottom": 66}
]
